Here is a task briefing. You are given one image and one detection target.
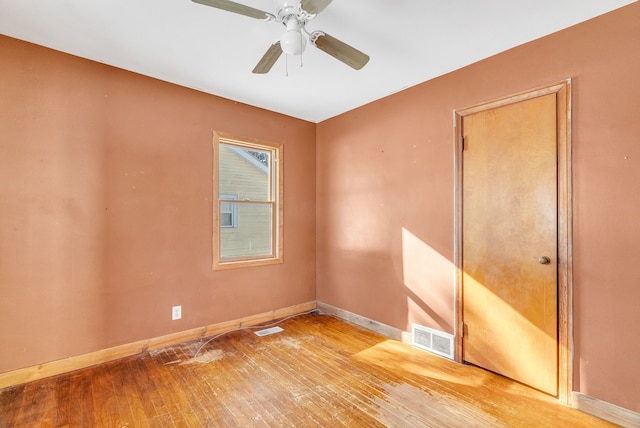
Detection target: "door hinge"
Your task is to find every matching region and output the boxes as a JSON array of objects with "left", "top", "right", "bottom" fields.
[{"left": 462, "top": 323, "right": 469, "bottom": 338}]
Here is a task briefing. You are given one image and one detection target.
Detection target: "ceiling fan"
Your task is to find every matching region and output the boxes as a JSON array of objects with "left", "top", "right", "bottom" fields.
[{"left": 191, "top": 0, "right": 370, "bottom": 74}]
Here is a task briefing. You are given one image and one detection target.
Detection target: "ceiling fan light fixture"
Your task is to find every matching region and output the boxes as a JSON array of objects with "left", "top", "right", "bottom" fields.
[
  {"left": 280, "top": 29, "right": 306, "bottom": 55},
  {"left": 280, "top": 16, "right": 306, "bottom": 55}
]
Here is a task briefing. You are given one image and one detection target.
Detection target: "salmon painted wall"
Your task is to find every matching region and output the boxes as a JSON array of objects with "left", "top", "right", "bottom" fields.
[
  {"left": 0, "top": 35, "right": 316, "bottom": 373},
  {"left": 317, "top": 3, "right": 640, "bottom": 412}
]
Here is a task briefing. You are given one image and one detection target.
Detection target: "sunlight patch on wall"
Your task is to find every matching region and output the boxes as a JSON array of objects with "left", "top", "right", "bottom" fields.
[{"left": 401, "top": 228, "right": 455, "bottom": 332}]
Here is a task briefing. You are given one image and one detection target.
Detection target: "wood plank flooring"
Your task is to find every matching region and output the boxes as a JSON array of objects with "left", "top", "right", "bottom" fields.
[{"left": 0, "top": 313, "right": 615, "bottom": 427}]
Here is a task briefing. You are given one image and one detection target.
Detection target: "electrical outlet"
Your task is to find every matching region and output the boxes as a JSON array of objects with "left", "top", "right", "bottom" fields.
[{"left": 172, "top": 305, "right": 182, "bottom": 320}]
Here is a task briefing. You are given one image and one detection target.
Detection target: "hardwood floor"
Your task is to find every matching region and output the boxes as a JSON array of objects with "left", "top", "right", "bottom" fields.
[{"left": 0, "top": 313, "right": 614, "bottom": 427}]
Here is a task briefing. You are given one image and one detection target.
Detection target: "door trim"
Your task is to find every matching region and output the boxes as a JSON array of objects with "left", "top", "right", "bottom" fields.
[{"left": 453, "top": 80, "right": 572, "bottom": 403}]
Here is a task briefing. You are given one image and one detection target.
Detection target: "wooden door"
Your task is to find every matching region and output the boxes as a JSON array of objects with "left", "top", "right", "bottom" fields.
[{"left": 461, "top": 93, "right": 558, "bottom": 395}]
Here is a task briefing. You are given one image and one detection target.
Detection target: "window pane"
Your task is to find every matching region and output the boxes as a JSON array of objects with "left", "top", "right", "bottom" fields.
[
  {"left": 220, "top": 203, "right": 272, "bottom": 259},
  {"left": 220, "top": 211, "right": 233, "bottom": 228},
  {"left": 219, "top": 144, "right": 270, "bottom": 202}
]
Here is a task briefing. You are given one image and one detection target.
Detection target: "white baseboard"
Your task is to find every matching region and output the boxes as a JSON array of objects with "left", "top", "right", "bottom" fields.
[{"left": 572, "top": 392, "right": 640, "bottom": 428}]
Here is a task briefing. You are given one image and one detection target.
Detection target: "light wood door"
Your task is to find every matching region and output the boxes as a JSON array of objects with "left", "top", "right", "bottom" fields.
[{"left": 462, "top": 93, "right": 558, "bottom": 395}]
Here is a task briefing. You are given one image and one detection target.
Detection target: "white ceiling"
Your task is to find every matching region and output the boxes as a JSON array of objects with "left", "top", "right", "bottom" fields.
[{"left": 0, "top": 0, "right": 635, "bottom": 122}]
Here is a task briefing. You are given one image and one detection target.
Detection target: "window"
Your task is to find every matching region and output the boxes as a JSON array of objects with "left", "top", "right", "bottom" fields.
[{"left": 213, "top": 131, "right": 283, "bottom": 269}]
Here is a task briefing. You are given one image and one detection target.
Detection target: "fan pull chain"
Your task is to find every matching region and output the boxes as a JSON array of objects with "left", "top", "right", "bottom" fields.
[{"left": 299, "top": 30, "right": 304, "bottom": 69}]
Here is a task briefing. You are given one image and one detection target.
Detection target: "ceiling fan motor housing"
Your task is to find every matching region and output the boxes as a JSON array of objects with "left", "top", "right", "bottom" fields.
[{"left": 274, "top": 0, "right": 301, "bottom": 18}]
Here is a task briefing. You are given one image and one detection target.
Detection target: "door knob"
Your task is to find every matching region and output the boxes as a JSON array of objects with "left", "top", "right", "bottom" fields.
[{"left": 538, "top": 256, "right": 551, "bottom": 265}]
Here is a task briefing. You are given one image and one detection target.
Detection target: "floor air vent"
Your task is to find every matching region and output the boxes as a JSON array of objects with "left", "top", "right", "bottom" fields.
[
  {"left": 411, "top": 324, "right": 454, "bottom": 360},
  {"left": 254, "top": 326, "right": 283, "bottom": 337}
]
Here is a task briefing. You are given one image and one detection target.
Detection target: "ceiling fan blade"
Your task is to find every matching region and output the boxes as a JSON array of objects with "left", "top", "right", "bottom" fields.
[
  {"left": 312, "top": 33, "right": 370, "bottom": 70},
  {"left": 252, "top": 42, "right": 283, "bottom": 74},
  {"left": 191, "top": 0, "right": 270, "bottom": 20},
  {"left": 300, "top": 0, "right": 332, "bottom": 15}
]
